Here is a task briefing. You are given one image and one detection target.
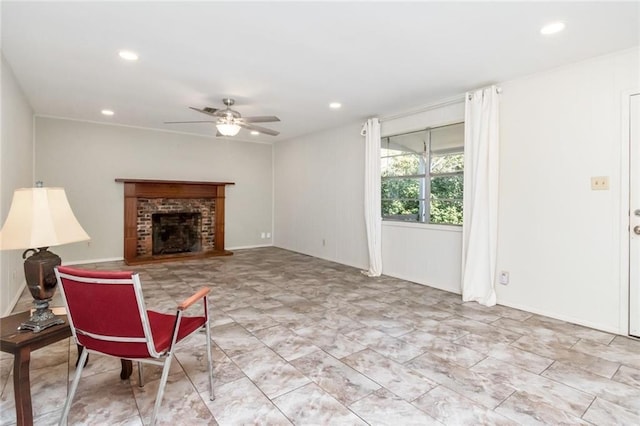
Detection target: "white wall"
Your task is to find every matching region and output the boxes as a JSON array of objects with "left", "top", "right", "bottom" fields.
[
  {"left": 274, "top": 123, "right": 368, "bottom": 269},
  {"left": 35, "top": 117, "right": 273, "bottom": 263},
  {"left": 496, "top": 47, "right": 639, "bottom": 334},
  {"left": 0, "top": 54, "right": 34, "bottom": 315}
]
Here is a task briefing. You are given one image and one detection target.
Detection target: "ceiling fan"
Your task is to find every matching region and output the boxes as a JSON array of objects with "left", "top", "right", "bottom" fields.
[{"left": 165, "top": 98, "right": 280, "bottom": 136}]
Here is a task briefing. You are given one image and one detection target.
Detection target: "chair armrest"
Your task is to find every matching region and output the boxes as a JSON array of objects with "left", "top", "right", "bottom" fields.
[{"left": 178, "top": 287, "right": 210, "bottom": 311}]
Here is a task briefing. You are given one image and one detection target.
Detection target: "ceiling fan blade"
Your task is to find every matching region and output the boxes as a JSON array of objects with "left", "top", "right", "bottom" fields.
[
  {"left": 164, "top": 120, "right": 216, "bottom": 124},
  {"left": 241, "top": 115, "right": 281, "bottom": 123},
  {"left": 189, "top": 106, "right": 220, "bottom": 117},
  {"left": 238, "top": 122, "right": 280, "bottom": 136}
]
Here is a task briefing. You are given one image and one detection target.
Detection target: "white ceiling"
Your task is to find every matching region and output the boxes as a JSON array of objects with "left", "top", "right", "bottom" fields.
[{"left": 2, "top": 1, "right": 638, "bottom": 143}]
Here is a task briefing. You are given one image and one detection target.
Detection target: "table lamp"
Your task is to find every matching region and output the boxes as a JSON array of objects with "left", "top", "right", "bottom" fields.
[{"left": 0, "top": 186, "right": 90, "bottom": 332}]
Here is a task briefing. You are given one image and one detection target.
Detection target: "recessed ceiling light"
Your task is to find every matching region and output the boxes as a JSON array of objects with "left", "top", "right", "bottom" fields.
[
  {"left": 101, "top": 109, "right": 114, "bottom": 116},
  {"left": 329, "top": 102, "right": 342, "bottom": 109},
  {"left": 540, "top": 21, "right": 565, "bottom": 35},
  {"left": 118, "top": 50, "right": 139, "bottom": 61},
  {"left": 250, "top": 131, "right": 260, "bottom": 136}
]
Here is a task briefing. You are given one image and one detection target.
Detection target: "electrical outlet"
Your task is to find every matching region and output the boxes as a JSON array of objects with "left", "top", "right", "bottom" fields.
[
  {"left": 261, "top": 232, "right": 266, "bottom": 239},
  {"left": 499, "top": 271, "right": 510, "bottom": 285},
  {"left": 266, "top": 232, "right": 271, "bottom": 238},
  {"left": 591, "top": 176, "right": 609, "bottom": 190}
]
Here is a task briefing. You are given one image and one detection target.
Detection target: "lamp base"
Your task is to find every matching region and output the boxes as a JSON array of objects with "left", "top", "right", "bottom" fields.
[
  {"left": 18, "top": 248, "right": 65, "bottom": 332},
  {"left": 18, "top": 299, "right": 64, "bottom": 333}
]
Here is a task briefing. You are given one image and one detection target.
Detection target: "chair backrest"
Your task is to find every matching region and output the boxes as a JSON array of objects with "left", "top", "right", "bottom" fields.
[{"left": 55, "top": 266, "right": 160, "bottom": 359}]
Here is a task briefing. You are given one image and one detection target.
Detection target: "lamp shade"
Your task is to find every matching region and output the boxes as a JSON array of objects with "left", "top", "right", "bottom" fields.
[
  {"left": 0, "top": 187, "right": 90, "bottom": 250},
  {"left": 216, "top": 121, "right": 241, "bottom": 136}
]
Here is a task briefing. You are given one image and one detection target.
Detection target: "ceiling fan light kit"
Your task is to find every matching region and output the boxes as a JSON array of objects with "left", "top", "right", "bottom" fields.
[
  {"left": 216, "top": 121, "right": 241, "bottom": 136},
  {"left": 165, "top": 98, "right": 281, "bottom": 137}
]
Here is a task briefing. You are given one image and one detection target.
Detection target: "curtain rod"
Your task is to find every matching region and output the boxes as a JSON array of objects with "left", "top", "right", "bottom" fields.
[
  {"left": 379, "top": 86, "right": 502, "bottom": 123},
  {"left": 379, "top": 95, "right": 464, "bottom": 123}
]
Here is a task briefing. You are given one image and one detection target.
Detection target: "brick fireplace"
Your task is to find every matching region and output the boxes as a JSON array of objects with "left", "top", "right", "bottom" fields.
[
  {"left": 116, "top": 179, "right": 234, "bottom": 264},
  {"left": 151, "top": 212, "right": 203, "bottom": 255}
]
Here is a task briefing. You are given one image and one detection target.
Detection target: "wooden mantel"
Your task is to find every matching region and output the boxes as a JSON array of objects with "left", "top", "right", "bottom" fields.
[{"left": 115, "top": 179, "right": 235, "bottom": 265}]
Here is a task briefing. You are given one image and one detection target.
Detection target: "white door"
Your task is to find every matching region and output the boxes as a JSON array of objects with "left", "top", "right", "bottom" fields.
[{"left": 630, "top": 93, "right": 640, "bottom": 337}]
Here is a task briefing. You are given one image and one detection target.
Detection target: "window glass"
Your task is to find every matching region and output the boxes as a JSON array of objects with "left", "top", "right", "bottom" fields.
[
  {"left": 382, "top": 153, "right": 422, "bottom": 177},
  {"left": 431, "top": 152, "right": 463, "bottom": 174},
  {"left": 381, "top": 122, "right": 464, "bottom": 225}
]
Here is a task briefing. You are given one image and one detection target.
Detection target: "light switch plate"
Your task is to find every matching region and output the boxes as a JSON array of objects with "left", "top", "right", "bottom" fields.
[{"left": 591, "top": 176, "right": 609, "bottom": 190}]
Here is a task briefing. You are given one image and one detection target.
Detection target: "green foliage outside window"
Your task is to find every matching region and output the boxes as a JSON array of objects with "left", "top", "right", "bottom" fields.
[
  {"left": 381, "top": 154, "right": 421, "bottom": 218},
  {"left": 429, "top": 155, "right": 463, "bottom": 225},
  {"left": 381, "top": 124, "right": 464, "bottom": 225}
]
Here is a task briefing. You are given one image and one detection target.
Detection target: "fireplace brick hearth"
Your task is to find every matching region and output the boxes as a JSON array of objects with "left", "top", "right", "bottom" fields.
[{"left": 116, "top": 179, "right": 234, "bottom": 264}]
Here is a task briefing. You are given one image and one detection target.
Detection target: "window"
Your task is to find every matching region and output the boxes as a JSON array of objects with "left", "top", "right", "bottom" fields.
[{"left": 381, "top": 122, "right": 464, "bottom": 225}]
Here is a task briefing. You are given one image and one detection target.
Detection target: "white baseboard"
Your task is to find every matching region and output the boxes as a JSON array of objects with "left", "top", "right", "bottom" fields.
[
  {"left": 496, "top": 298, "right": 622, "bottom": 336},
  {"left": 381, "top": 270, "right": 462, "bottom": 295},
  {"left": 228, "top": 243, "right": 273, "bottom": 250},
  {"left": 271, "top": 244, "right": 368, "bottom": 272},
  {"left": 313, "top": 254, "right": 368, "bottom": 272}
]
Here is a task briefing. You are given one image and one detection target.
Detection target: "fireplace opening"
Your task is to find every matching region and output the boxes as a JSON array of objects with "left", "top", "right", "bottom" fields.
[{"left": 152, "top": 212, "right": 202, "bottom": 255}]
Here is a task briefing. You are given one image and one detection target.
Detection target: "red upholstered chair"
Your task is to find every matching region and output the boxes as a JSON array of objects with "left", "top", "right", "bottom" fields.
[{"left": 55, "top": 266, "right": 214, "bottom": 425}]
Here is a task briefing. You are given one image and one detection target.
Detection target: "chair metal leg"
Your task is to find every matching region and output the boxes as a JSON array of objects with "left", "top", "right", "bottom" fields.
[
  {"left": 59, "top": 348, "right": 89, "bottom": 425},
  {"left": 205, "top": 323, "right": 214, "bottom": 401},
  {"left": 138, "top": 362, "right": 144, "bottom": 387},
  {"left": 150, "top": 356, "right": 172, "bottom": 425}
]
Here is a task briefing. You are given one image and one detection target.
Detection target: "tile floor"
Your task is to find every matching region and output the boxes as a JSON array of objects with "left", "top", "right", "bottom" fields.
[{"left": 1, "top": 247, "right": 640, "bottom": 425}]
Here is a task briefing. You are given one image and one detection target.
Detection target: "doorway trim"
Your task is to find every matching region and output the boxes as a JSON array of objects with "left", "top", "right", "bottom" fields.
[{"left": 620, "top": 89, "right": 639, "bottom": 336}]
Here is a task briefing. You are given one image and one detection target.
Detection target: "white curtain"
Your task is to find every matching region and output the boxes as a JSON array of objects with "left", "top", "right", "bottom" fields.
[
  {"left": 461, "top": 86, "right": 500, "bottom": 306},
  {"left": 363, "top": 118, "right": 382, "bottom": 277}
]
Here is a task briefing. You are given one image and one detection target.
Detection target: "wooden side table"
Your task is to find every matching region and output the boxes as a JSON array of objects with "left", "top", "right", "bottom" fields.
[
  {"left": 1, "top": 311, "right": 71, "bottom": 425},
  {"left": 1, "top": 311, "right": 133, "bottom": 426}
]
